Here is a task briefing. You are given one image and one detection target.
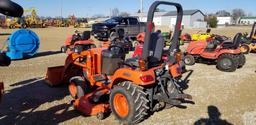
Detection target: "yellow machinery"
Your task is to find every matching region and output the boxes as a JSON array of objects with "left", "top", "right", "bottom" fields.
[
  {"left": 240, "top": 22, "right": 256, "bottom": 54},
  {"left": 24, "top": 8, "right": 46, "bottom": 28},
  {"left": 68, "top": 15, "right": 76, "bottom": 26},
  {"left": 4, "top": 17, "right": 26, "bottom": 29},
  {"left": 52, "top": 19, "right": 69, "bottom": 27},
  {"left": 74, "top": 18, "right": 90, "bottom": 28},
  {"left": 191, "top": 29, "right": 212, "bottom": 41}
]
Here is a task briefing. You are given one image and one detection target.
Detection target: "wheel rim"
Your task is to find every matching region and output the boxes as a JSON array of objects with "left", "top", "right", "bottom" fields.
[
  {"left": 240, "top": 46, "right": 248, "bottom": 53},
  {"left": 113, "top": 93, "right": 129, "bottom": 118},
  {"left": 184, "top": 57, "right": 191, "bottom": 64},
  {"left": 69, "top": 83, "right": 77, "bottom": 98},
  {"left": 220, "top": 58, "right": 232, "bottom": 69}
]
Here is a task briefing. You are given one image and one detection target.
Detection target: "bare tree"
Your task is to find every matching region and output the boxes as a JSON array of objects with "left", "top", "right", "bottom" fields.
[
  {"left": 216, "top": 10, "right": 231, "bottom": 17},
  {"left": 247, "top": 12, "right": 253, "bottom": 17},
  {"left": 112, "top": 8, "right": 119, "bottom": 17},
  {"left": 232, "top": 9, "right": 245, "bottom": 23},
  {"left": 92, "top": 14, "right": 105, "bottom": 18},
  {"left": 119, "top": 12, "right": 130, "bottom": 17}
]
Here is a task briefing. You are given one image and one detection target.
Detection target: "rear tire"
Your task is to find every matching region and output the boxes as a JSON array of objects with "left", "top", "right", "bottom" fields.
[
  {"left": 184, "top": 55, "right": 195, "bottom": 65},
  {"left": 240, "top": 44, "right": 250, "bottom": 54},
  {"left": 110, "top": 81, "right": 149, "bottom": 124},
  {"left": 217, "top": 54, "right": 238, "bottom": 72},
  {"left": 237, "top": 54, "right": 246, "bottom": 68}
]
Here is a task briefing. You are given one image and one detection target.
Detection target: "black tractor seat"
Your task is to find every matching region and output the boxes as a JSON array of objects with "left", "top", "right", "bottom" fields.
[
  {"left": 125, "top": 32, "right": 165, "bottom": 68},
  {"left": 222, "top": 33, "right": 242, "bottom": 49},
  {"left": 80, "top": 31, "right": 91, "bottom": 40}
]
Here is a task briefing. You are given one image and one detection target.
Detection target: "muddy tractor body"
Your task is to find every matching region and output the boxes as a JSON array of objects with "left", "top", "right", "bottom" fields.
[
  {"left": 46, "top": 1, "right": 192, "bottom": 124},
  {"left": 60, "top": 31, "right": 96, "bottom": 54},
  {"left": 184, "top": 33, "right": 245, "bottom": 72},
  {"left": 240, "top": 22, "right": 256, "bottom": 54}
]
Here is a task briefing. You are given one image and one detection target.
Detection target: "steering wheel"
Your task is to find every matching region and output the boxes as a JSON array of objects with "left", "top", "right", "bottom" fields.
[{"left": 108, "top": 44, "right": 124, "bottom": 54}]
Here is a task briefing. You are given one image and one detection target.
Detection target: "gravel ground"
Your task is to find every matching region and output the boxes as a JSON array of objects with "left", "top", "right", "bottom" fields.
[{"left": 0, "top": 27, "right": 255, "bottom": 125}]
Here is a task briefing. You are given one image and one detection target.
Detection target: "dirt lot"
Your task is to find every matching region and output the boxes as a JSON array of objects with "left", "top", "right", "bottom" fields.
[{"left": 0, "top": 27, "right": 256, "bottom": 125}]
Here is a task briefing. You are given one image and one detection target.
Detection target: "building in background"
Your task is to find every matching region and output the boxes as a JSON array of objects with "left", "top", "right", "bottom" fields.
[
  {"left": 239, "top": 17, "right": 256, "bottom": 25},
  {"left": 217, "top": 16, "right": 232, "bottom": 25},
  {"left": 131, "top": 9, "right": 206, "bottom": 29}
]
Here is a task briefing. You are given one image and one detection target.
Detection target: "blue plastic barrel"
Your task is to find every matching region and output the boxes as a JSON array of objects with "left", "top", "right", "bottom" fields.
[{"left": 6, "top": 29, "right": 40, "bottom": 60}]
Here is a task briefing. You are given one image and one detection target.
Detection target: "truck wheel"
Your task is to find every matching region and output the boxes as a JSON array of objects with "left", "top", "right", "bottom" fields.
[
  {"left": 240, "top": 44, "right": 250, "bottom": 54},
  {"left": 110, "top": 81, "right": 149, "bottom": 124},
  {"left": 237, "top": 54, "right": 246, "bottom": 68},
  {"left": 69, "top": 76, "right": 85, "bottom": 99},
  {"left": 217, "top": 54, "right": 238, "bottom": 72},
  {"left": 184, "top": 55, "right": 195, "bottom": 65}
]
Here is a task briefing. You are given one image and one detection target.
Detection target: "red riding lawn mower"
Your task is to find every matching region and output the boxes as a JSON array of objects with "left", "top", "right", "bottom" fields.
[
  {"left": 60, "top": 30, "right": 96, "bottom": 54},
  {"left": 184, "top": 33, "right": 246, "bottom": 72},
  {"left": 46, "top": 1, "right": 192, "bottom": 124}
]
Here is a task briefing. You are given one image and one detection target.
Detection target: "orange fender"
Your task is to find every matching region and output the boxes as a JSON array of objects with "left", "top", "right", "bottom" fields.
[{"left": 109, "top": 68, "right": 157, "bottom": 88}]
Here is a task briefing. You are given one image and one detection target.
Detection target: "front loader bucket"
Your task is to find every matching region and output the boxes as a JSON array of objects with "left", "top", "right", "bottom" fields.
[{"left": 45, "top": 66, "right": 65, "bottom": 86}]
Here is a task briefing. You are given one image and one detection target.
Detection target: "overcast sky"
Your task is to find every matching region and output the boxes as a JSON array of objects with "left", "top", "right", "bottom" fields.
[{"left": 13, "top": 0, "right": 256, "bottom": 17}]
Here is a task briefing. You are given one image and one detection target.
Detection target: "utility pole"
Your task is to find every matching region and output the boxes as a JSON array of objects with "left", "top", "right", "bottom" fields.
[
  {"left": 139, "top": 0, "right": 144, "bottom": 21},
  {"left": 60, "top": 0, "right": 63, "bottom": 18},
  {"left": 140, "top": 0, "right": 143, "bottom": 13}
]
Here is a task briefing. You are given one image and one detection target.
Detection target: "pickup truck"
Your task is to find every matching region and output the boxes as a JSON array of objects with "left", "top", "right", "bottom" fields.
[{"left": 91, "top": 17, "right": 146, "bottom": 40}]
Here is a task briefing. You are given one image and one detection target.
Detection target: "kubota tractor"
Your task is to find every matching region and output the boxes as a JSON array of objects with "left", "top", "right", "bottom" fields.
[
  {"left": 45, "top": 1, "right": 192, "bottom": 124},
  {"left": 60, "top": 30, "right": 96, "bottom": 54},
  {"left": 0, "top": 0, "right": 24, "bottom": 102},
  {"left": 240, "top": 22, "right": 256, "bottom": 54},
  {"left": 184, "top": 33, "right": 246, "bottom": 72}
]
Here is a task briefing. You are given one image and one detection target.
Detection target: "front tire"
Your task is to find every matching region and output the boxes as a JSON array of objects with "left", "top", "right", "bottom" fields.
[
  {"left": 110, "top": 81, "right": 149, "bottom": 124},
  {"left": 184, "top": 55, "right": 195, "bottom": 65},
  {"left": 217, "top": 54, "right": 238, "bottom": 72},
  {"left": 68, "top": 76, "right": 85, "bottom": 99}
]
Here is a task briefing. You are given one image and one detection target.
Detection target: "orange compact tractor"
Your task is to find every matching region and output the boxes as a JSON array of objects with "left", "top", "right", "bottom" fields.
[
  {"left": 46, "top": 1, "right": 192, "bottom": 124},
  {"left": 60, "top": 30, "right": 96, "bottom": 54}
]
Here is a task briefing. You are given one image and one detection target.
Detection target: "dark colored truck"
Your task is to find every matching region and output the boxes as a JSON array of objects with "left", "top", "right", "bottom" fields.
[{"left": 91, "top": 17, "right": 146, "bottom": 40}]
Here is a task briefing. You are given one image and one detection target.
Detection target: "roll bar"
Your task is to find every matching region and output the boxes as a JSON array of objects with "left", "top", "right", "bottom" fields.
[
  {"left": 249, "top": 22, "right": 256, "bottom": 39},
  {"left": 142, "top": 1, "right": 183, "bottom": 61}
]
